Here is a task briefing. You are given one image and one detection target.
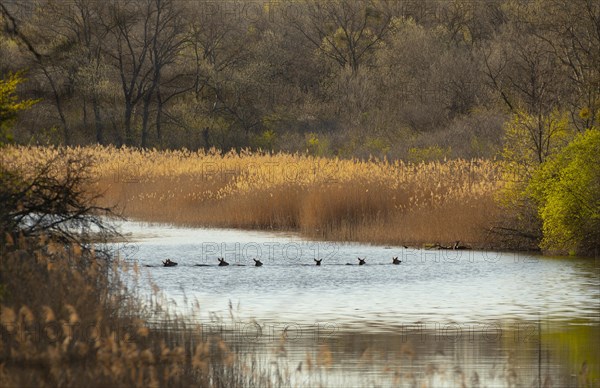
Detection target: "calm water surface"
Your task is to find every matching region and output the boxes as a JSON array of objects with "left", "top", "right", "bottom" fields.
[
  {"left": 116, "top": 221, "right": 598, "bottom": 327},
  {"left": 113, "top": 221, "right": 599, "bottom": 387}
]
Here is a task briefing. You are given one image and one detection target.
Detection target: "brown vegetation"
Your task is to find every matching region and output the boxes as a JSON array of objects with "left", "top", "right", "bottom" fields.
[
  {"left": 0, "top": 152, "right": 277, "bottom": 387},
  {"left": 0, "top": 231, "right": 293, "bottom": 387},
  {"left": 4, "top": 146, "right": 504, "bottom": 248}
]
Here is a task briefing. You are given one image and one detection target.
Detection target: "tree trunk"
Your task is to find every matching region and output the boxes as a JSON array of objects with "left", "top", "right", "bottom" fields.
[
  {"left": 156, "top": 88, "right": 163, "bottom": 143},
  {"left": 42, "top": 67, "right": 71, "bottom": 145},
  {"left": 92, "top": 94, "right": 104, "bottom": 144},
  {"left": 83, "top": 99, "right": 88, "bottom": 129},
  {"left": 141, "top": 95, "right": 152, "bottom": 148},
  {"left": 124, "top": 103, "right": 133, "bottom": 146}
]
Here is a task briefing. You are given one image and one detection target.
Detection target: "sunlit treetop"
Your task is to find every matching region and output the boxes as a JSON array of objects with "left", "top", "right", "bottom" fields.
[{"left": 0, "top": 71, "right": 40, "bottom": 144}]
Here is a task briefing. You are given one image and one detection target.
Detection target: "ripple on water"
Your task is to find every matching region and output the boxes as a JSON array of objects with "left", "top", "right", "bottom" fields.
[{"left": 114, "top": 221, "right": 600, "bottom": 327}]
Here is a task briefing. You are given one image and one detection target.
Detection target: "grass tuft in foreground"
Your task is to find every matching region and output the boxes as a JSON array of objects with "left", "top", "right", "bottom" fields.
[{"left": 0, "top": 233, "right": 287, "bottom": 387}]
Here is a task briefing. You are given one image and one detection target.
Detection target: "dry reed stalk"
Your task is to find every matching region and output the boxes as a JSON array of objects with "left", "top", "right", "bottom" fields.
[{"left": 3, "top": 146, "right": 504, "bottom": 247}]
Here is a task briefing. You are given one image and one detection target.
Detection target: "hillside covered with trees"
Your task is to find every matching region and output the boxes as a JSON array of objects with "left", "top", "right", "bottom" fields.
[
  {"left": 0, "top": 0, "right": 597, "bottom": 159},
  {"left": 1, "top": 0, "right": 599, "bottom": 256}
]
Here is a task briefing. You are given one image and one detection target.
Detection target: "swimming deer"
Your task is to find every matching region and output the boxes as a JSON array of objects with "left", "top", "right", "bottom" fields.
[
  {"left": 314, "top": 258, "right": 322, "bottom": 266},
  {"left": 392, "top": 257, "right": 401, "bottom": 265},
  {"left": 358, "top": 257, "right": 366, "bottom": 265},
  {"left": 217, "top": 258, "right": 229, "bottom": 266},
  {"left": 253, "top": 258, "right": 263, "bottom": 267}
]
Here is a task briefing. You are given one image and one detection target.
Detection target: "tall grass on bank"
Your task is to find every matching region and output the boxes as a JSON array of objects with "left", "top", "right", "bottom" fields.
[
  {"left": 3, "top": 146, "right": 503, "bottom": 247},
  {"left": 0, "top": 234, "right": 284, "bottom": 387}
]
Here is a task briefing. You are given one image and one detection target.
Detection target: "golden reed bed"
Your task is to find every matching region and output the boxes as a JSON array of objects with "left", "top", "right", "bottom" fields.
[{"left": 2, "top": 146, "right": 503, "bottom": 247}]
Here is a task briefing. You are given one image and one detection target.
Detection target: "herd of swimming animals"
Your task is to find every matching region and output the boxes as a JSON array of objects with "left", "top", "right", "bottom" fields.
[
  {"left": 162, "top": 257, "right": 398, "bottom": 267},
  {"left": 160, "top": 241, "right": 471, "bottom": 267}
]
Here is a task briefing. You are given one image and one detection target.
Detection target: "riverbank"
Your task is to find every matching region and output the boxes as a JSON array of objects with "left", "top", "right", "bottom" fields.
[
  {"left": 0, "top": 234, "right": 284, "bottom": 387},
  {"left": 2, "top": 147, "right": 597, "bottom": 387},
  {"left": 3, "top": 146, "right": 507, "bottom": 249}
]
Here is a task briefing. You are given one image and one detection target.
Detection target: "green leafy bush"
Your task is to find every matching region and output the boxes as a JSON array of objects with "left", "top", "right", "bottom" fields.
[
  {"left": 528, "top": 128, "right": 600, "bottom": 256},
  {"left": 494, "top": 111, "right": 575, "bottom": 249},
  {"left": 0, "top": 71, "right": 39, "bottom": 145},
  {"left": 407, "top": 145, "right": 451, "bottom": 163}
]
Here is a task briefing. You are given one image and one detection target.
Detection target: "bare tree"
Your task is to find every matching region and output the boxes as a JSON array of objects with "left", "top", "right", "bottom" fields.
[
  {"left": 101, "top": 0, "right": 155, "bottom": 146},
  {"left": 289, "top": 0, "right": 392, "bottom": 74},
  {"left": 0, "top": 152, "right": 117, "bottom": 245},
  {"left": 1, "top": 1, "right": 76, "bottom": 143},
  {"left": 69, "top": 0, "right": 111, "bottom": 144},
  {"left": 534, "top": 0, "right": 600, "bottom": 131},
  {"left": 482, "top": 21, "right": 568, "bottom": 163},
  {"left": 137, "top": 0, "right": 187, "bottom": 147}
]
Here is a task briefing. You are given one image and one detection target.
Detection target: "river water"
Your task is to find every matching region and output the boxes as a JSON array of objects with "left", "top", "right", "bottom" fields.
[{"left": 113, "top": 221, "right": 600, "bottom": 387}]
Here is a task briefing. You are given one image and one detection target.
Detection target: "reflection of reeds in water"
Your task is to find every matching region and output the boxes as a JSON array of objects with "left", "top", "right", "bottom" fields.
[
  {"left": 278, "top": 328, "right": 571, "bottom": 388},
  {"left": 4, "top": 146, "right": 503, "bottom": 247}
]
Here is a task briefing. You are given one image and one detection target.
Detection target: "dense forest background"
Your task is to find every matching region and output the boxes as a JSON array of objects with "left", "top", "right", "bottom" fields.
[{"left": 1, "top": 0, "right": 598, "bottom": 159}]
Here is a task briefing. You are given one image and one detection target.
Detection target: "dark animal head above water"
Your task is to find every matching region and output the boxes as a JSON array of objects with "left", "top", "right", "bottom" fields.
[
  {"left": 253, "top": 258, "right": 263, "bottom": 267},
  {"left": 392, "top": 257, "right": 401, "bottom": 264},
  {"left": 218, "top": 258, "right": 229, "bottom": 266},
  {"left": 314, "top": 259, "right": 322, "bottom": 266},
  {"left": 162, "top": 259, "right": 177, "bottom": 267},
  {"left": 358, "top": 257, "right": 366, "bottom": 265}
]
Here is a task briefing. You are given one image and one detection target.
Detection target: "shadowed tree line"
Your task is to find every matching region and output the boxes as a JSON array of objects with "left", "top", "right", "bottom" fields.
[
  {"left": 1, "top": 0, "right": 599, "bottom": 255},
  {"left": 0, "top": 0, "right": 597, "bottom": 159}
]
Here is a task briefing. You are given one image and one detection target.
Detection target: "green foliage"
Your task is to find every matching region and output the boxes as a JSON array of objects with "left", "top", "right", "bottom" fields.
[
  {"left": 364, "top": 137, "right": 391, "bottom": 156},
  {"left": 305, "top": 133, "right": 330, "bottom": 156},
  {"left": 501, "top": 110, "right": 572, "bottom": 178},
  {"left": 495, "top": 111, "right": 575, "bottom": 248},
  {"left": 252, "top": 129, "right": 276, "bottom": 151},
  {"left": 528, "top": 128, "right": 600, "bottom": 256},
  {"left": 407, "top": 145, "right": 451, "bottom": 163},
  {"left": 469, "top": 135, "right": 492, "bottom": 157},
  {"left": 499, "top": 107, "right": 600, "bottom": 254},
  {"left": 0, "top": 71, "right": 39, "bottom": 145},
  {"left": 498, "top": 113, "right": 538, "bottom": 221}
]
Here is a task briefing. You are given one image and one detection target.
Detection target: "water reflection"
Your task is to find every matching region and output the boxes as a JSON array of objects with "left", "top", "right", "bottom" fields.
[
  {"left": 113, "top": 221, "right": 599, "bottom": 386},
  {"left": 157, "top": 318, "right": 598, "bottom": 387}
]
